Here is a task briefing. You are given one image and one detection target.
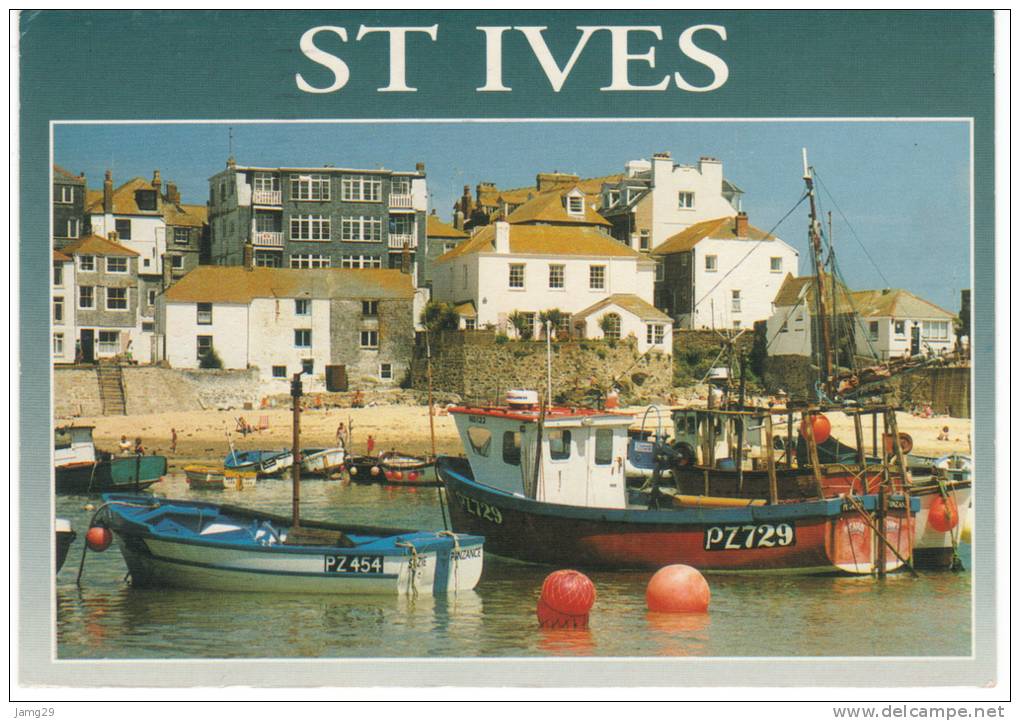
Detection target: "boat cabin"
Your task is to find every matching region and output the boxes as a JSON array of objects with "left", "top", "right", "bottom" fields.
[
  {"left": 449, "top": 391, "right": 633, "bottom": 509},
  {"left": 54, "top": 425, "right": 97, "bottom": 466},
  {"left": 670, "top": 408, "right": 766, "bottom": 470}
]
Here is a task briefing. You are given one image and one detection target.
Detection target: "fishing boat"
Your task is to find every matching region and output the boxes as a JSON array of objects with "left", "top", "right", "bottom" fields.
[
  {"left": 902, "top": 453, "right": 971, "bottom": 569},
  {"left": 224, "top": 449, "right": 293, "bottom": 477},
  {"left": 83, "top": 372, "right": 484, "bottom": 596},
  {"left": 56, "top": 517, "right": 76, "bottom": 573},
  {"left": 347, "top": 452, "right": 437, "bottom": 486},
  {"left": 346, "top": 454, "right": 383, "bottom": 483},
  {"left": 437, "top": 392, "right": 917, "bottom": 574},
  {"left": 55, "top": 425, "right": 167, "bottom": 494},
  {"left": 300, "top": 447, "right": 346, "bottom": 478},
  {"left": 184, "top": 464, "right": 258, "bottom": 490},
  {"left": 97, "top": 494, "right": 484, "bottom": 595}
]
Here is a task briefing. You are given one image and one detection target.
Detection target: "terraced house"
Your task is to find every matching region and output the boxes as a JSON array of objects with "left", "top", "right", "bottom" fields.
[
  {"left": 52, "top": 165, "right": 86, "bottom": 250},
  {"left": 206, "top": 157, "right": 428, "bottom": 288}
]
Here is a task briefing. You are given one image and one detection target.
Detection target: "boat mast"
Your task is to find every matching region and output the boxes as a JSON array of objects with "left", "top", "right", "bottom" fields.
[
  {"left": 802, "top": 149, "right": 835, "bottom": 397},
  {"left": 291, "top": 371, "right": 303, "bottom": 529}
]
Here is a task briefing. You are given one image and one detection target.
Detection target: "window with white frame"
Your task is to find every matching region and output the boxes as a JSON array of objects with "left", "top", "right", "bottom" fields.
[
  {"left": 53, "top": 263, "right": 63, "bottom": 286},
  {"left": 391, "top": 177, "right": 411, "bottom": 195},
  {"left": 731, "top": 289, "right": 741, "bottom": 313},
  {"left": 53, "top": 298, "right": 63, "bottom": 322},
  {"left": 602, "top": 313, "right": 621, "bottom": 340},
  {"left": 639, "top": 230, "right": 651, "bottom": 251},
  {"left": 174, "top": 228, "right": 190, "bottom": 245},
  {"left": 290, "top": 215, "right": 331, "bottom": 241},
  {"left": 142, "top": 321, "right": 154, "bottom": 333},
  {"left": 508, "top": 264, "right": 525, "bottom": 289},
  {"left": 53, "top": 333, "right": 64, "bottom": 356},
  {"left": 379, "top": 363, "right": 393, "bottom": 380},
  {"left": 341, "top": 176, "right": 382, "bottom": 202},
  {"left": 340, "top": 255, "right": 382, "bottom": 269},
  {"left": 66, "top": 219, "right": 80, "bottom": 238},
  {"left": 566, "top": 194, "right": 584, "bottom": 215},
  {"left": 295, "top": 299, "right": 311, "bottom": 316},
  {"left": 115, "top": 218, "right": 132, "bottom": 240},
  {"left": 58, "top": 186, "right": 74, "bottom": 203},
  {"left": 360, "top": 330, "right": 379, "bottom": 349},
  {"left": 197, "top": 302, "right": 213, "bottom": 325},
  {"left": 341, "top": 216, "right": 382, "bottom": 242},
  {"left": 147, "top": 290, "right": 157, "bottom": 306},
  {"left": 290, "top": 174, "right": 330, "bottom": 201},
  {"left": 254, "top": 173, "right": 280, "bottom": 192},
  {"left": 770, "top": 256, "right": 783, "bottom": 273},
  {"left": 589, "top": 265, "right": 606, "bottom": 290},
  {"left": 255, "top": 251, "right": 283, "bottom": 268},
  {"left": 170, "top": 255, "right": 184, "bottom": 270},
  {"left": 704, "top": 254, "right": 717, "bottom": 272},
  {"left": 78, "top": 286, "right": 94, "bottom": 309},
  {"left": 362, "top": 300, "right": 378, "bottom": 316},
  {"left": 464, "top": 318, "right": 476, "bottom": 330},
  {"left": 678, "top": 191, "right": 695, "bottom": 209},
  {"left": 79, "top": 255, "right": 95, "bottom": 272},
  {"left": 548, "top": 264, "right": 565, "bottom": 289},
  {"left": 646, "top": 323, "right": 665, "bottom": 345},
  {"left": 655, "top": 260, "right": 665, "bottom": 282},
  {"left": 272, "top": 365, "right": 287, "bottom": 379},
  {"left": 922, "top": 320, "right": 949, "bottom": 340},
  {"left": 290, "top": 254, "right": 331, "bottom": 269},
  {"left": 294, "top": 329, "right": 312, "bottom": 348},
  {"left": 196, "top": 335, "right": 213, "bottom": 360},
  {"left": 894, "top": 320, "right": 906, "bottom": 336},
  {"left": 106, "top": 287, "right": 128, "bottom": 310},
  {"left": 98, "top": 331, "right": 120, "bottom": 356}
]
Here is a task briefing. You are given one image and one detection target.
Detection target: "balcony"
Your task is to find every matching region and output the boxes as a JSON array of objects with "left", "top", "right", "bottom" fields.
[
  {"left": 253, "top": 231, "right": 284, "bottom": 248},
  {"left": 253, "top": 189, "right": 282, "bottom": 206},
  {"left": 388, "top": 232, "right": 417, "bottom": 250},
  {"left": 389, "top": 194, "right": 413, "bottom": 209}
]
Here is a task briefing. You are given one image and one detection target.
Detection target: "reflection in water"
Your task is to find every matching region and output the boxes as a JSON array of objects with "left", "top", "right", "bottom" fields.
[{"left": 55, "top": 474, "right": 972, "bottom": 659}]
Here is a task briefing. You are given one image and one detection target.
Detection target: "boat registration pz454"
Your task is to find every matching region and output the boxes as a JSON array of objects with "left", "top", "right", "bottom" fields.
[
  {"left": 324, "top": 555, "right": 384, "bottom": 573},
  {"left": 704, "top": 523, "right": 796, "bottom": 551}
]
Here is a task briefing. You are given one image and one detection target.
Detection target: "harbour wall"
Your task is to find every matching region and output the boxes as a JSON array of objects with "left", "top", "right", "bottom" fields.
[{"left": 410, "top": 331, "right": 673, "bottom": 404}]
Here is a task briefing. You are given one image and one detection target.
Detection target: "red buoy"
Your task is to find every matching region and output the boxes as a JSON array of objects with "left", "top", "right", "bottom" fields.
[
  {"left": 536, "top": 570, "right": 596, "bottom": 629},
  {"left": 408, "top": 471, "right": 419, "bottom": 482},
  {"left": 85, "top": 525, "right": 113, "bottom": 552},
  {"left": 800, "top": 414, "right": 832, "bottom": 445},
  {"left": 393, "top": 471, "right": 404, "bottom": 481},
  {"left": 928, "top": 494, "right": 959, "bottom": 533},
  {"left": 646, "top": 564, "right": 710, "bottom": 613}
]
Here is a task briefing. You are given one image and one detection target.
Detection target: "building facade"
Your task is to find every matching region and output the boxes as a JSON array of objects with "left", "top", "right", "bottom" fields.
[
  {"left": 653, "top": 214, "right": 799, "bottom": 329},
  {"left": 206, "top": 159, "right": 428, "bottom": 288},
  {"left": 52, "top": 250, "right": 76, "bottom": 364},
  {"left": 52, "top": 165, "right": 87, "bottom": 250},
  {"left": 158, "top": 266, "right": 415, "bottom": 391},
  {"left": 424, "top": 211, "right": 469, "bottom": 288},
  {"left": 849, "top": 289, "right": 957, "bottom": 360}
]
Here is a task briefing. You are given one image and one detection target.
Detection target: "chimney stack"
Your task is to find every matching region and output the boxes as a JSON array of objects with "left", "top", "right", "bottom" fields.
[
  {"left": 108, "top": 230, "right": 119, "bottom": 244},
  {"left": 152, "top": 169, "right": 162, "bottom": 190},
  {"left": 735, "top": 211, "right": 748, "bottom": 238},
  {"left": 167, "top": 182, "right": 180, "bottom": 205},
  {"left": 494, "top": 221, "right": 510, "bottom": 254},
  {"left": 242, "top": 243, "right": 254, "bottom": 271},
  {"left": 415, "top": 161, "right": 425, "bottom": 174},
  {"left": 103, "top": 170, "right": 113, "bottom": 213}
]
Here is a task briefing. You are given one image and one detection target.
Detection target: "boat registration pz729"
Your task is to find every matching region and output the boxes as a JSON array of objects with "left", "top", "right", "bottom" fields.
[
  {"left": 704, "top": 523, "right": 796, "bottom": 551},
  {"left": 324, "top": 554, "right": 384, "bottom": 573}
]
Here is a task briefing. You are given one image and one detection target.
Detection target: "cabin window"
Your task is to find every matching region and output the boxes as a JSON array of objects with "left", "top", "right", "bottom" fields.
[
  {"left": 54, "top": 428, "right": 73, "bottom": 449},
  {"left": 548, "top": 430, "right": 571, "bottom": 461},
  {"left": 502, "top": 431, "right": 522, "bottom": 466},
  {"left": 594, "top": 429, "right": 614, "bottom": 465},
  {"left": 686, "top": 414, "right": 697, "bottom": 436},
  {"left": 466, "top": 427, "right": 492, "bottom": 457}
]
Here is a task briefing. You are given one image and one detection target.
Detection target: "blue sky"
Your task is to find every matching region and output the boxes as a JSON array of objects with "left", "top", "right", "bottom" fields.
[{"left": 54, "top": 120, "right": 970, "bottom": 311}]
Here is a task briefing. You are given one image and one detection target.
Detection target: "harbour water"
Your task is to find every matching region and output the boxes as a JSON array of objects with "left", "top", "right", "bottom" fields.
[{"left": 56, "top": 473, "right": 972, "bottom": 659}]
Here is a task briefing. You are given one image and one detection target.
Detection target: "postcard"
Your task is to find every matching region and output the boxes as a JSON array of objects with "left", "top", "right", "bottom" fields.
[{"left": 14, "top": 9, "right": 1003, "bottom": 700}]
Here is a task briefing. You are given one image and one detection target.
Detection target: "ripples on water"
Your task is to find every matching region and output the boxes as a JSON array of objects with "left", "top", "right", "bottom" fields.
[{"left": 56, "top": 473, "right": 972, "bottom": 659}]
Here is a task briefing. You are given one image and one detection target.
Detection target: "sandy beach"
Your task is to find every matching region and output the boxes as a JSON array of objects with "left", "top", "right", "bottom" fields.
[{"left": 64, "top": 402, "right": 973, "bottom": 470}]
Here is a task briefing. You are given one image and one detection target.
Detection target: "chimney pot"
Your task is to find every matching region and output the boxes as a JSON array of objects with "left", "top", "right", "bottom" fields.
[
  {"left": 108, "top": 231, "right": 119, "bottom": 243},
  {"left": 152, "top": 169, "right": 162, "bottom": 189},
  {"left": 415, "top": 162, "right": 425, "bottom": 174},
  {"left": 103, "top": 170, "right": 114, "bottom": 213}
]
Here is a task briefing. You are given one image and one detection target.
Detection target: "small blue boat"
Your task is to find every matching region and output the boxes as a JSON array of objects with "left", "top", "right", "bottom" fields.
[
  {"left": 224, "top": 449, "right": 293, "bottom": 477},
  {"left": 97, "top": 494, "right": 485, "bottom": 595}
]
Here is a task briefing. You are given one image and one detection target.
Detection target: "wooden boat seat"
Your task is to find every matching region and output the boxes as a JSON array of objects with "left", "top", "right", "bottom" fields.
[
  {"left": 283, "top": 526, "right": 355, "bottom": 547},
  {"left": 656, "top": 487, "right": 768, "bottom": 508}
]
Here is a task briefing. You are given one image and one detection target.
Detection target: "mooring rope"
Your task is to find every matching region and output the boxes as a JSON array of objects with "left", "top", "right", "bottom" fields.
[
  {"left": 934, "top": 476, "right": 965, "bottom": 571},
  {"left": 437, "top": 530, "right": 460, "bottom": 593},
  {"left": 395, "top": 540, "right": 420, "bottom": 599}
]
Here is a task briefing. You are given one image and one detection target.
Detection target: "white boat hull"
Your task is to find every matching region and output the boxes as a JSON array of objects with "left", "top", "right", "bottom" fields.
[
  {"left": 912, "top": 484, "right": 972, "bottom": 567},
  {"left": 302, "top": 448, "right": 346, "bottom": 477}
]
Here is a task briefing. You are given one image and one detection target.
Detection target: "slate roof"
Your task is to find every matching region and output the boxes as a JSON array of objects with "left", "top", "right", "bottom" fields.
[
  {"left": 849, "top": 289, "right": 954, "bottom": 320},
  {"left": 573, "top": 294, "right": 672, "bottom": 322},
  {"left": 53, "top": 165, "right": 84, "bottom": 181},
  {"left": 164, "top": 267, "right": 415, "bottom": 304},
  {"left": 452, "top": 301, "right": 477, "bottom": 318},
  {"left": 52, "top": 249, "right": 72, "bottom": 262},
  {"left": 652, "top": 217, "right": 777, "bottom": 256},
  {"left": 60, "top": 234, "right": 140, "bottom": 257},
  {"left": 435, "top": 224, "right": 642, "bottom": 264},
  {"left": 476, "top": 173, "right": 624, "bottom": 209}
]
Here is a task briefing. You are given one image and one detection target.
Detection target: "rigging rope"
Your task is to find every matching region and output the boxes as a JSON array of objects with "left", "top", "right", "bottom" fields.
[{"left": 813, "top": 169, "right": 892, "bottom": 287}]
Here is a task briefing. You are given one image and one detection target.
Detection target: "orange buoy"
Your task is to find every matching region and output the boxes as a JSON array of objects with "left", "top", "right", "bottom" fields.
[
  {"left": 536, "top": 570, "right": 596, "bottom": 629},
  {"left": 928, "top": 494, "right": 959, "bottom": 533},
  {"left": 85, "top": 525, "right": 113, "bottom": 552},
  {"left": 393, "top": 471, "right": 404, "bottom": 481},
  {"left": 646, "top": 564, "right": 710, "bottom": 613},
  {"left": 799, "top": 414, "right": 832, "bottom": 445}
]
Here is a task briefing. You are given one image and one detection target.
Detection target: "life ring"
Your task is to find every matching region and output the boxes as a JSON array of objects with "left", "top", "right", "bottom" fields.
[{"left": 672, "top": 442, "right": 696, "bottom": 467}]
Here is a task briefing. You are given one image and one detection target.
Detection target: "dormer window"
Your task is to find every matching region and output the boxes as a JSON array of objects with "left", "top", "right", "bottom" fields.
[
  {"left": 566, "top": 191, "right": 585, "bottom": 216},
  {"left": 136, "top": 189, "right": 157, "bottom": 211}
]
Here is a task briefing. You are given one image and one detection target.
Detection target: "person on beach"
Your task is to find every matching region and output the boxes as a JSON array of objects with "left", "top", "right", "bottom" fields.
[
  {"left": 170, "top": 428, "right": 178, "bottom": 454},
  {"left": 366, "top": 434, "right": 375, "bottom": 456},
  {"left": 336, "top": 422, "right": 346, "bottom": 449},
  {"left": 937, "top": 426, "right": 951, "bottom": 442},
  {"left": 134, "top": 437, "right": 145, "bottom": 455},
  {"left": 118, "top": 435, "right": 132, "bottom": 455}
]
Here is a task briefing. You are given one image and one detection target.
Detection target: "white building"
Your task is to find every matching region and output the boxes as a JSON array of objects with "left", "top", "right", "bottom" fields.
[
  {"left": 849, "top": 289, "right": 957, "bottom": 361},
  {"left": 600, "top": 152, "right": 745, "bottom": 253},
  {"left": 157, "top": 266, "right": 415, "bottom": 391},
  {"left": 653, "top": 213, "right": 799, "bottom": 329},
  {"left": 52, "top": 249, "right": 76, "bottom": 364}
]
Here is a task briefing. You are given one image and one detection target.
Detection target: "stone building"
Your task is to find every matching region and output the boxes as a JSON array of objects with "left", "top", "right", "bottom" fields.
[
  {"left": 52, "top": 165, "right": 87, "bottom": 250},
  {"left": 59, "top": 234, "right": 142, "bottom": 363},
  {"left": 157, "top": 266, "right": 416, "bottom": 391},
  {"left": 206, "top": 158, "right": 428, "bottom": 288}
]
